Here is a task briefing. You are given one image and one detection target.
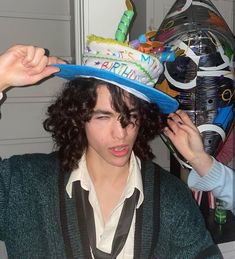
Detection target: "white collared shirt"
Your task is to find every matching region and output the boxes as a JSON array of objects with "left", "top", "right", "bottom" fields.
[{"left": 66, "top": 152, "right": 144, "bottom": 258}]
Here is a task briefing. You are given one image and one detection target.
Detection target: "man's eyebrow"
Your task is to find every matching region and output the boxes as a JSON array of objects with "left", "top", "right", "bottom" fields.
[
  {"left": 92, "top": 109, "right": 113, "bottom": 115},
  {"left": 92, "top": 108, "right": 138, "bottom": 115}
]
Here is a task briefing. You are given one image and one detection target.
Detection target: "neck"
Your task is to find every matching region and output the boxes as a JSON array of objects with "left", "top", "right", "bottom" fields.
[
  {"left": 85, "top": 153, "right": 130, "bottom": 185},
  {"left": 85, "top": 150, "right": 131, "bottom": 223},
  {"left": 88, "top": 160, "right": 129, "bottom": 185}
]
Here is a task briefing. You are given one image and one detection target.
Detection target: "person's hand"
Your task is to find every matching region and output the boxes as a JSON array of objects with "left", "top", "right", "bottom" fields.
[
  {"left": 163, "top": 109, "right": 213, "bottom": 176},
  {"left": 0, "top": 45, "right": 65, "bottom": 92}
]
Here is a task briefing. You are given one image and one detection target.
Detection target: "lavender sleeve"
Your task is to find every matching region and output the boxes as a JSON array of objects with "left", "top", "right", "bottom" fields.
[{"left": 188, "top": 158, "right": 235, "bottom": 215}]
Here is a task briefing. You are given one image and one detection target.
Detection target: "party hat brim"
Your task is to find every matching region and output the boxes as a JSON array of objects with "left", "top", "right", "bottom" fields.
[{"left": 53, "top": 64, "right": 179, "bottom": 114}]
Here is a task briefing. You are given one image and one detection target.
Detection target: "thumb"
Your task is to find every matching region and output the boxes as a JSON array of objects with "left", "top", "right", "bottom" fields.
[
  {"left": 28, "top": 66, "right": 60, "bottom": 84},
  {"left": 38, "top": 66, "right": 60, "bottom": 80}
]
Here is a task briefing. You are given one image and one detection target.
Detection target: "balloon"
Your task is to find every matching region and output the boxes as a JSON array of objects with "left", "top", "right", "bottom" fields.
[{"left": 153, "top": 0, "right": 235, "bottom": 168}]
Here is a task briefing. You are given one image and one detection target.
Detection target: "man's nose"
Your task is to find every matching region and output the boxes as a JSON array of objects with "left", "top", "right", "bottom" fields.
[{"left": 112, "top": 119, "right": 127, "bottom": 139}]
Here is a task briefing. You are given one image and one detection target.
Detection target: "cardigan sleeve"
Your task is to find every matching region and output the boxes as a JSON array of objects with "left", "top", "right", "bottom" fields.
[
  {"left": 155, "top": 169, "right": 223, "bottom": 259},
  {"left": 0, "top": 158, "right": 12, "bottom": 240},
  {"left": 169, "top": 186, "right": 222, "bottom": 258},
  {"left": 188, "top": 159, "right": 235, "bottom": 214}
]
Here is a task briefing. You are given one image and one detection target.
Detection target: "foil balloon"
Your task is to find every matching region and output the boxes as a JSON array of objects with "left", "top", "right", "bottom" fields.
[{"left": 153, "top": 0, "right": 235, "bottom": 168}]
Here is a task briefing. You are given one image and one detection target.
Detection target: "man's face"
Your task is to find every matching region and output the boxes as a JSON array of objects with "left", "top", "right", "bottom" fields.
[{"left": 85, "top": 85, "right": 140, "bottom": 168}]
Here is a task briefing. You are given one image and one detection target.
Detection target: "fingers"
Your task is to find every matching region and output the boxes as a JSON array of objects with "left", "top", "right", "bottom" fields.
[
  {"left": 164, "top": 111, "right": 184, "bottom": 137},
  {"left": 163, "top": 125, "right": 175, "bottom": 140},
  {"left": 21, "top": 46, "right": 41, "bottom": 66},
  {"left": 20, "top": 46, "right": 62, "bottom": 78},
  {"left": 7, "top": 44, "right": 65, "bottom": 68},
  {"left": 164, "top": 110, "right": 198, "bottom": 138},
  {"left": 22, "top": 47, "right": 46, "bottom": 68},
  {"left": 48, "top": 56, "right": 66, "bottom": 65},
  {"left": 23, "top": 48, "right": 65, "bottom": 77},
  {"left": 26, "top": 55, "right": 47, "bottom": 76},
  {"left": 175, "top": 110, "right": 197, "bottom": 130},
  {"left": 0, "top": 44, "right": 65, "bottom": 89},
  {"left": 31, "top": 66, "right": 60, "bottom": 82},
  {"left": 14, "top": 45, "right": 63, "bottom": 68},
  {"left": 167, "top": 110, "right": 199, "bottom": 132}
]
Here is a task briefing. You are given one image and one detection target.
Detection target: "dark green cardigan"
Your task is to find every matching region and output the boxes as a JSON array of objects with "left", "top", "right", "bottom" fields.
[{"left": 0, "top": 153, "right": 222, "bottom": 259}]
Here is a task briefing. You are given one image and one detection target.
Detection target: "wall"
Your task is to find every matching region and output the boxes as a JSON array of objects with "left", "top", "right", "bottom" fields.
[
  {"left": 0, "top": 0, "right": 72, "bottom": 159},
  {"left": 130, "top": 0, "right": 146, "bottom": 40}
]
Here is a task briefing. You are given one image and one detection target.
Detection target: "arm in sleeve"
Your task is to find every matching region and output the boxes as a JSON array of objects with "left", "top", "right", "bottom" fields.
[
  {"left": 155, "top": 172, "right": 223, "bottom": 259},
  {"left": 0, "top": 159, "right": 11, "bottom": 241},
  {"left": 188, "top": 158, "right": 235, "bottom": 214}
]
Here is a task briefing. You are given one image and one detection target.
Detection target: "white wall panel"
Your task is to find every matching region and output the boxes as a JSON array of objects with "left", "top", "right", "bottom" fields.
[
  {"left": 0, "top": 141, "right": 54, "bottom": 158},
  {"left": 146, "top": 0, "right": 175, "bottom": 30},
  {"left": 0, "top": 18, "right": 71, "bottom": 57},
  {"left": 83, "top": 0, "right": 126, "bottom": 39},
  {"left": 1, "top": 100, "right": 52, "bottom": 139},
  {"left": 0, "top": 0, "right": 72, "bottom": 161},
  {"left": 74, "top": 0, "right": 126, "bottom": 64},
  {"left": 7, "top": 77, "right": 66, "bottom": 98},
  {"left": 0, "top": 0, "right": 69, "bottom": 16}
]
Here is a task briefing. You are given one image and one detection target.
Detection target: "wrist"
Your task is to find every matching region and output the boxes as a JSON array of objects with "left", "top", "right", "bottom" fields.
[
  {"left": 0, "top": 82, "right": 10, "bottom": 92},
  {"left": 188, "top": 153, "right": 213, "bottom": 177},
  {"left": 0, "top": 67, "right": 10, "bottom": 92}
]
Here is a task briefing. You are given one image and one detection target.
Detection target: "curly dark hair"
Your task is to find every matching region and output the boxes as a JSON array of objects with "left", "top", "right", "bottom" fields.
[{"left": 43, "top": 77, "right": 166, "bottom": 172}]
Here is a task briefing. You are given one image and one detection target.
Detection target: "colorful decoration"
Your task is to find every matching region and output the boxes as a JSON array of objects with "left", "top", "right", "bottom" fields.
[
  {"left": 54, "top": 1, "right": 179, "bottom": 115},
  {"left": 115, "top": 0, "right": 134, "bottom": 42},
  {"left": 130, "top": 31, "right": 178, "bottom": 63},
  {"left": 153, "top": 0, "right": 235, "bottom": 168}
]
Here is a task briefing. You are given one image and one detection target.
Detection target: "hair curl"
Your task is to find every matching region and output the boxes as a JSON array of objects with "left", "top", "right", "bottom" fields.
[{"left": 44, "top": 78, "right": 166, "bottom": 172}]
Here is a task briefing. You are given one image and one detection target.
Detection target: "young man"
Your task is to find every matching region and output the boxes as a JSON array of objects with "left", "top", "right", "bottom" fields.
[{"left": 0, "top": 40, "right": 223, "bottom": 259}]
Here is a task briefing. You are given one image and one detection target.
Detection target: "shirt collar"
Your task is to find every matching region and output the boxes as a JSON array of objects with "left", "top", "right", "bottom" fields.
[
  {"left": 124, "top": 152, "right": 143, "bottom": 208},
  {"left": 66, "top": 153, "right": 90, "bottom": 198},
  {"left": 66, "top": 152, "right": 144, "bottom": 207}
]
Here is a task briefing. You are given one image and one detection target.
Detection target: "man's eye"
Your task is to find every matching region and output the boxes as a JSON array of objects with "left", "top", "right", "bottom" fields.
[{"left": 95, "top": 115, "right": 109, "bottom": 120}]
